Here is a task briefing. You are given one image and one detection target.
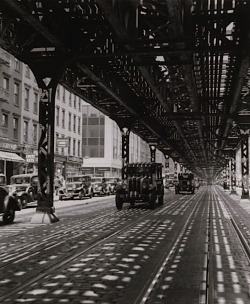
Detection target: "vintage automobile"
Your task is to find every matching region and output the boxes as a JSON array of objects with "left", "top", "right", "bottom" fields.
[
  {"left": 7, "top": 173, "right": 38, "bottom": 208},
  {"left": 0, "top": 173, "right": 22, "bottom": 224},
  {"left": 175, "top": 173, "right": 195, "bottom": 194},
  {"left": 105, "top": 177, "right": 121, "bottom": 194},
  {"left": 91, "top": 177, "right": 110, "bottom": 195},
  {"left": 58, "top": 175, "right": 93, "bottom": 200},
  {"left": 115, "top": 162, "right": 164, "bottom": 210}
]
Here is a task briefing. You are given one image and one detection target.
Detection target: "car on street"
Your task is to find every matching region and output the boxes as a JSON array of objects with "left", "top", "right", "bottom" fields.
[
  {"left": 0, "top": 173, "right": 22, "bottom": 223},
  {"left": 59, "top": 175, "right": 93, "bottom": 200},
  {"left": 91, "top": 177, "right": 110, "bottom": 195},
  {"left": 7, "top": 173, "right": 38, "bottom": 208}
]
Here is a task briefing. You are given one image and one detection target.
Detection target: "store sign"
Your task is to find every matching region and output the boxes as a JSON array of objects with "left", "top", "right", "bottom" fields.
[
  {"left": 57, "top": 138, "right": 69, "bottom": 148},
  {"left": 26, "top": 154, "right": 37, "bottom": 163},
  {"left": 67, "top": 155, "right": 83, "bottom": 163},
  {"left": 0, "top": 142, "right": 17, "bottom": 150}
]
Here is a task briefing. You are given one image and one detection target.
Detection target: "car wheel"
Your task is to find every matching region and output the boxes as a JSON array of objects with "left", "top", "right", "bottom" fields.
[
  {"left": 115, "top": 194, "right": 123, "bottom": 210},
  {"left": 149, "top": 190, "right": 156, "bottom": 210},
  {"left": 89, "top": 191, "right": 93, "bottom": 198},
  {"left": 3, "top": 208, "right": 15, "bottom": 224},
  {"left": 21, "top": 196, "right": 28, "bottom": 208}
]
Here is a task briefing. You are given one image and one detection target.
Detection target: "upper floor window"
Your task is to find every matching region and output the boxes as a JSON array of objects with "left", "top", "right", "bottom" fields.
[
  {"left": 73, "top": 115, "right": 76, "bottom": 132},
  {"left": 13, "top": 117, "right": 18, "bottom": 140},
  {"left": 69, "top": 93, "right": 72, "bottom": 106},
  {"left": 74, "top": 95, "right": 77, "bottom": 109},
  {"left": 23, "top": 121, "right": 28, "bottom": 142},
  {"left": 14, "top": 82, "right": 20, "bottom": 106},
  {"left": 33, "top": 123, "right": 38, "bottom": 143},
  {"left": 78, "top": 99, "right": 81, "bottom": 111},
  {"left": 78, "top": 117, "right": 81, "bottom": 134},
  {"left": 62, "top": 109, "right": 65, "bottom": 128},
  {"left": 68, "top": 113, "right": 71, "bottom": 131},
  {"left": 25, "top": 65, "right": 30, "bottom": 78},
  {"left": 62, "top": 87, "right": 65, "bottom": 102},
  {"left": 56, "top": 107, "right": 59, "bottom": 126},
  {"left": 68, "top": 137, "right": 71, "bottom": 155},
  {"left": 78, "top": 140, "right": 81, "bottom": 156},
  {"left": 34, "top": 92, "right": 38, "bottom": 114},
  {"left": 57, "top": 86, "right": 60, "bottom": 99},
  {"left": 14, "top": 59, "right": 20, "bottom": 72},
  {"left": 55, "top": 133, "right": 59, "bottom": 153},
  {"left": 73, "top": 139, "right": 76, "bottom": 156},
  {"left": 3, "top": 77, "right": 9, "bottom": 90},
  {"left": 2, "top": 113, "right": 8, "bottom": 127},
  {"left": 24, "top": 88, "right": 29, "bottom": 110}
]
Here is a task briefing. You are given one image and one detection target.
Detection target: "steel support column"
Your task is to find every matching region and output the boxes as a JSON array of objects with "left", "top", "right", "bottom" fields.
[
  {"left": 121, "top": 127, "right": 130, "bottom": 180},
  {"left": 31, "top": 81, "right": 59, "bottom": 223},
  {"left": 174, "top": 161, "right": 178, "bottom": 181},
  {"left": 149, "top": 144, "right": 157, "bottom": 163},
  {"left": 240, "top": 133, "right": 249, "bottom": 200},
  {"left": 230, "top": 151, "right": 237, "bottom": 195}
]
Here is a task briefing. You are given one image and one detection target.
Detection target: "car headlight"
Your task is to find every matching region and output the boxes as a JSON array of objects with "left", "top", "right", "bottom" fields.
[{"left": 8, "top": 186, "right": 16, "bottom": 194}]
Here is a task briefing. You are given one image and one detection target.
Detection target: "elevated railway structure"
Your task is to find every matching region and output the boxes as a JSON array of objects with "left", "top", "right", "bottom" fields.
[{"left": 0, "top": 0, "right": 249, "bottom": 222}]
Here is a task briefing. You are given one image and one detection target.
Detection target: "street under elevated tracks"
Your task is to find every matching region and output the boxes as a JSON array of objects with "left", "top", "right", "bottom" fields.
[{"left": 1, "top": 188, "right": 250, "bottom": 304}]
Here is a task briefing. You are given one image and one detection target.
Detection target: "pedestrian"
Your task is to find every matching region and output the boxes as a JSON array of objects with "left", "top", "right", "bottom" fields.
[{"left": 54, "top": 175, "right": 61, "bottom": 195}]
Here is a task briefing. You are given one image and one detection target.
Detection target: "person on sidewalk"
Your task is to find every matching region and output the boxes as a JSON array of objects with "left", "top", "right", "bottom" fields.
[{"left": 54, "top": 175, "right": 62, "bottom": 195}]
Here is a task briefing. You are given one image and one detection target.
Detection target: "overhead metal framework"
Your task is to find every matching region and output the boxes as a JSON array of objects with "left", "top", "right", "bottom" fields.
[{"left": 0, "top": 0, "right": 249, "bottom": 181}]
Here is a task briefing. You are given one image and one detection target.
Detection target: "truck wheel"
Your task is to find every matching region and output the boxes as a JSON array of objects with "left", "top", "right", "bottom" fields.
[
  {"left": 3, "top": 208, "right": 15, "bottom": 224},
  {"left": 116, "top": 194, "right": 123, "bottom": 210},
  {"left": 158, "top": 195, "right": 163, "bottom": 205},
  {"left": 149, "top": 191, "right": 156, "bottom": 209}
]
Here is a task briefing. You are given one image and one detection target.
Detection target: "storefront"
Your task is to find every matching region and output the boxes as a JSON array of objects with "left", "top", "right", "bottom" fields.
[
  {"left": 81, "top": 166, "right": 121, "bottom": 177},
  {"left": 0, "top": 141, "right": 25, "bottom": 184},
  {"left": 65, "top": 155, "right": 83, "bottom": 177}
]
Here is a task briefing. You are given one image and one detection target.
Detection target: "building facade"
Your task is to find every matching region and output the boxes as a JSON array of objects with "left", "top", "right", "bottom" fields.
[{"left": 81, "top": 102, "right": 166, "bottom": 177}]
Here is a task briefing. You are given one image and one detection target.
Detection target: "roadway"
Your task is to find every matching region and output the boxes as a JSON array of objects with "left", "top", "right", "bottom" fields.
[{"left": 0, "top": 187, "right": 250, "bottom": 303}]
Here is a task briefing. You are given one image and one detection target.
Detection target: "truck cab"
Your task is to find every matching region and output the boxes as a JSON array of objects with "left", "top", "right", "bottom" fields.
[
  {"left": 175, "top": 173, "right": 195, "bottom": 194},
  {"left": 115, "top": 162, "right": 164, "bottom": 210}
]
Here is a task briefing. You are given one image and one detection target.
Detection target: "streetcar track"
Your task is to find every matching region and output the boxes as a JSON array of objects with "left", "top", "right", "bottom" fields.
[
  {"left": 134, "top": 191, "right": 206, "bottom": 303},
  {"left": 0, "top": 204, "right": 172, "bottom": 301}
]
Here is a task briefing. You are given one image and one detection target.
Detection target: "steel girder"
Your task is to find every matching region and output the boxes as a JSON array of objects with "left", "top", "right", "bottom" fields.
[{"left": 0, "top": 0, "right": 249, "bottom": 180}]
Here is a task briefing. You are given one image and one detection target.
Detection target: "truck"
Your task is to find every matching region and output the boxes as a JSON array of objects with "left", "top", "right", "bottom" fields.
[
  {"left": 115, "top": 162, "right": 164, "bottom": 210},
  {"left": 175, "top": 173, "right": 195, "bottom": 194}
]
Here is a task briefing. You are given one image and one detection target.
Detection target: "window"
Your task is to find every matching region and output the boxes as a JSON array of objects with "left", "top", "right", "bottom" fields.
[
  {"left": 3, "top": 77, "right": 9, "bottom": 90},
  {"left": 14, "top": 59, "right": 20, "bottom": 71},
  {"left": 34, "top": 92, "right": 38, "bottom": 114},
  {"left": 73, "top": 139, "right": 76, "bottom": 156},
  {"left": 25, "top": 65, "right": 30, "bottom": 78},
  {"left": 55, "top": 133, "right": 59, "bottom": 153},
  {"left": 68, "top": 137, "right": 71, "bottom": 155},
  {"left": 33, "top": 123, "right": 38, "bottom": 143},
  {"left": 62, "top": 87, "right": 65, "bottom": 102},
  {"left": 69, "top": 93, "right": 72, "bottom": 106},
  {"left": 62, "top": 109, "right": 65, "bottom": 128},
  {"left": 57, "top": 85, "right": 60, "bottom": 99},
  {"left": 23, "top": 121, "right": 28, "bottom": 142},
  {"left": 13, "top": 117, "right": 18, "bottom": 139},
  {"left": 78, "top": 117, "right": 81, "bottom": 134},
  {"left": 73, "top": 115, "right": 76, "bottom": 132},
  {"left": 24, "top": 88, "right": 29, "bottom": 110},
  {"left": 78, "top": 140, "right": 81, "bottom": 156},
  {"left": 14, "top": 82, "right": 20, "bottom": 106},
  {"left": 68, "top": 113, "right": 71, "bottom": 131},
  {"left": 2, "top": 113, "right": 8, "bottom": 127},
  {"left": 74, "top": 95, "right": 77, "bottom": 109},
  {"left": 78, "top": 99, "right": 81, "bottom": 111},
  {"left": 56, "top": 107, "right": 59, "bottom": 126}
]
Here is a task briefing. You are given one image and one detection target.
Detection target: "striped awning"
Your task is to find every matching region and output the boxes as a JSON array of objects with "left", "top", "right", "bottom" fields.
[{"left": 0, "top": 151, "right": 25, "bottom": 162}]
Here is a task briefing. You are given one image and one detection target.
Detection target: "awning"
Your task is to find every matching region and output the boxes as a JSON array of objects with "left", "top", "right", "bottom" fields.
[{"left": 0, "top": 151, "right": 25, "bottom": 162}]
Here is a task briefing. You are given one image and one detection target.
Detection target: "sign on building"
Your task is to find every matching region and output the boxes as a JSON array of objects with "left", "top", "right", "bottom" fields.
[{"left": 57, "top": 138, "right": 69, "bottom": 148}]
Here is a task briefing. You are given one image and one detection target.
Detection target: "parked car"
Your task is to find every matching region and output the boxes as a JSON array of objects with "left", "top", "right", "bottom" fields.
[
  {"left": 59, "top": 175, "right": 93, "bottom": 200},
  {"left": 7, "top": 173, "right": 38, "bottom": 208},
  {"left": 91, "top": 177, "right": 110, "bottom": 195},
  {"left": 0, "top": 173, "right": 22, "bottom": 224},
  {"left": 105, "top": 177, "right": 121, "bottom": 194},
  {"left": 115, "top": 162, "right": 164, "bottom": 210}
]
